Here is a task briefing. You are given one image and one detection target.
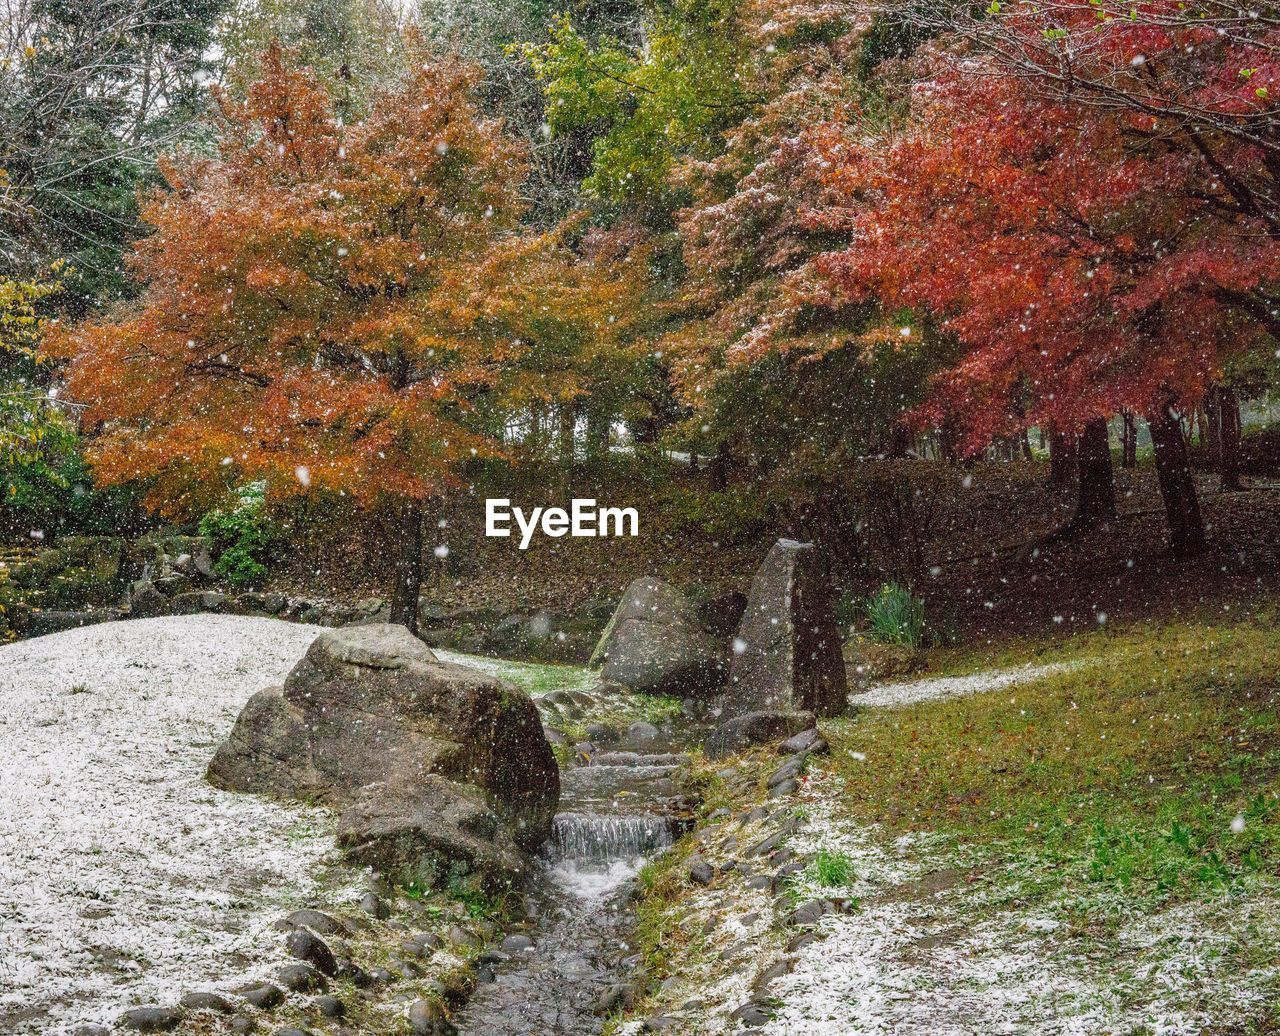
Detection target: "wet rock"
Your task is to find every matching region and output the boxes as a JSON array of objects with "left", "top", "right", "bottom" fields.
[
  {"left": 724, "top": 540, "right": 848, "bottom": 719},
  {"left": 789, "top": 899, "right": 834, "bottom": 926},
  {"left": 127, "top": 582, "right": 168, "bottom": 619},
  {"left": 279, "top": 908, "right": 349, "bottom": 936},
  {"left": 237, "top": 984, "right": 285, "bottom": 1010},
  {"left": 688, "top": 858, "right": 715, "bottom": 886},
  {"left": 778, "top": 728, "right": 824, "bottom": 755},
  {"left": 595, "top": 982, "right": 634, "bottom": 1015},
  {"left": 313, "top": 995, "right": 344, "bottom": 1018},
  {"left": 209, "top": 625, "right": 558, "bottom": 888},
  {"left": 118, "top": 1007, "right": 185, "bottom": 1032},
  {"left": 286, "top": 927, "right": 338, "bottom": 976},
  {"left": 445, "top": 925, "right": 480, "bottom": 950},
  {"left": 730, "top": 1002, "right": 772, "bottom": 1026},
  {"left": 502, "top": 934, "right": 534, "bottom": 952},
  {"left": 178, "top": 992, "right": 233, "bottom": 1013},
  {"left": 767, "top": 758, "right": 805, "bottom": 787},
  {"left": 584, "top": 722, "right": 619, "bottom": 744},
  {"left": 696, "top": 590, "right": 748, "bottom": 638},
  {"left": 787, "top": 931, "right": 818, "bottom": 952},
  {"left": 278, "top": 963, "right": 327, "bottom": 992},
  {"left": 704, "top": 710, "right": 816, "bottom": 760},
  {"left": 408, "top": 998, "right": 454, "bottom": 1035},
  {"left": 589, "top": 578, "right": 726, "bottom": 697}
]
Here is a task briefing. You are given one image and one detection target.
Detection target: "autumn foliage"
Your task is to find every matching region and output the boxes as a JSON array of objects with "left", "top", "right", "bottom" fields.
[{"left": 49, "top": 43, "right": 640, "bottom": 516}]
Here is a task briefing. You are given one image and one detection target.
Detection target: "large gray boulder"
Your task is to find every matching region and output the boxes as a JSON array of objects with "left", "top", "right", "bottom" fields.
[
  {"left": 723, "top": 539, "right": 847, "bottom": 719},
  {"left": 208, "top": 625, "right": 559, "bottom": 887},
  {"left": 589, "top": 578, "right": 726, "bottom": 697}
]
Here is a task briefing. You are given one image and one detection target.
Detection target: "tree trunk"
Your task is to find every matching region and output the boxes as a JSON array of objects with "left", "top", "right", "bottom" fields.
[
  {"left": 1048, "top": 427, "right": 1078, "bottom": 487},
  {"left": 1209, "top": 385, "right": 1243, "bottom": 492},
  {"left": 1073, "top": 417, "right": 1117, "bottom": 526},
  {"left": 558, "top": 403, "right": 576, "bottom": 464},
  {"left": 709, "top": 441, "right": 732, "bottom": 490},
  {"left": 1147, "top": 405, "right": 1207, "bottom": 557},
  {"left": 584, "top": 406, "right": 610, "bottom": 465},
  {"left": 388, "top": 499, "right": 424, "bottom": 635},
  {"left": 1121, "top": 410, "right": 1137, "bottom": 468}
]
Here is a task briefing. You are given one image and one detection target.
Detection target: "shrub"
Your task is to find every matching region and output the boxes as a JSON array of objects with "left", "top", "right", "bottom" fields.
[
  {"left": 864, "top": 582, "right": 928, "bottom": 648},
  {"left": 198, "top": 483, "right": 277, "bottom": 587}
]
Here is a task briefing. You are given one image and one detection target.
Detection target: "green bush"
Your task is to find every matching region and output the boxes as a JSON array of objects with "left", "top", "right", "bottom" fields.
[
  {"left": 198, "top": 483, "right": 277, "bottom": 587},
  {"left": 864, "top": 582, "right": 927, "bottom": 648}
]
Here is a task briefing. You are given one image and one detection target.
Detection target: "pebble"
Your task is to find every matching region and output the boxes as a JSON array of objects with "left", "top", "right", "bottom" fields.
[
  {"left": 179, "top": 991, "right": 233, "bottom": 1013},
  {"left": 280, "top": 908, "right": 348, "bottom": 936},
  {"left": 286, "top": 926, "right": 338, "bottom": 976},
  {"left": 359, "top": 891, "right": 389, "bottom": 919},
  {"left": 277, "top": 963, "right": 327, "bottom": 992},
  {"left": 237, "top": 984, "right": 285, "bottom": 1009},
  {"left": 118, "top": 1007, "right": 185, "bottom": 1032},
  {"left": 446, "top": 924, "right": 480, "bottom": 949},
  {"left": 408, "top": 999, "right": 447, "bottom": 1034},
  {"left": 730, "top": 1001, "right": 772, "bottom": 1026},
  {"left": 627, "top": 720, "right": 660, "bottom": 743},
  {"left": 313, "top": 995, "right": 345, "bottom": 1018},
  {"left": 778, "top": 728, "right": 822, "bottom": 754},
  {"left": 688, "top": 858, "right": 715, "bottom": 886}
]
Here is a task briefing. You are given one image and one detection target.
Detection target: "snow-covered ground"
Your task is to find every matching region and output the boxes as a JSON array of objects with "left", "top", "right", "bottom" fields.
[
  {"left": 0, "top": 615, "right": 361, "bottom": 1034},
  {"left": 855, "top": 661, "right": 1080, "bottom": 709},
  {"left": 761, "top": 772, "right": 1280, "bottom": 1036}
]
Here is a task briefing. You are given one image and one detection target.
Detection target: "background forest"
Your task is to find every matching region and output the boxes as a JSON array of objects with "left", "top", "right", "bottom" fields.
[{"left": 2, "top": 0, "right": 1279, "bottom": 647}]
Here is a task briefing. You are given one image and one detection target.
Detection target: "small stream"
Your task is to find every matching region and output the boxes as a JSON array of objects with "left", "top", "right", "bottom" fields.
[{"left": 454, "top": 725, "right": 698, "bottom": 1035}]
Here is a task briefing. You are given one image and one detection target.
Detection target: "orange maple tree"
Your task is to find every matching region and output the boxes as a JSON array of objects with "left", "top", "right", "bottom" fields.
[{"left": 48, "top": 43, "right": 640, "bottom": 627}]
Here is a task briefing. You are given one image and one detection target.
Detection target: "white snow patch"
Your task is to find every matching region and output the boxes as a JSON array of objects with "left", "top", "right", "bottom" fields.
[
  {"left": 758, "top": 772, "right": 1280, "bottom": 1036},
  {"left": 854, "top": 661, "right": 1082, "bottom": 709},
  {"left": 0, "top": 615, "right": 363, "bottom": 1034}
]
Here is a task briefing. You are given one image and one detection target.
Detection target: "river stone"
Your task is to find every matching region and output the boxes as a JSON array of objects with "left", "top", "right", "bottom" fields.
[
  {"left": 704, "top": 710, "right": 816, "bottom": 760},
  {"left": 279, "top": 909, "right": 349, "bottom": 936},
  {"left": 778, "top": 728, "right": 824, "bottom": 755},
  {"left": 313, "top": 995, "right": 344, "bottom": 1017},
  {"left": 278, "top": 962, "right": 327, "bottom": 992},
  {"left": 127, "top": 582, "right": 168, "bottom": 618},
  {"left": 237, "top": 984, "right": 285, "bottom": 1009},
  {"left": 589, "top": 578, "right": 726, "bottom": 697},
  {"left": 724, "top": 539, "right": 848, "bottom": 718},
  {"left": 178, "top": 992, "right": 233, "bottom": 1013},
  {"left": 118, "top": 1007, "right": 185, "bottom": 1032},
  {"left": 208, "top": 625, "right": 558, "bottom": 887},
  {"left": 286, "top": 927, "right": 337, "bottom": 976}
]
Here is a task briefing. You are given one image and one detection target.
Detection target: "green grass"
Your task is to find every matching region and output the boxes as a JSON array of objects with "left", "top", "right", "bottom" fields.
[
  {"left": 865, "top": 582, "right": 929, "bottom": 648},
  {"left": 830, "top": 608, "right": 1280, "bottom": 907},
  {"left": 806, "top": 848, "right": 855, "bottom": 887}
]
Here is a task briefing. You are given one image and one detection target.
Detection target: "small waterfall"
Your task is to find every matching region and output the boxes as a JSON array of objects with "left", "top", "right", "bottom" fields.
[{"left": 550, "top": 812, "right": 676, "bottom": 865}]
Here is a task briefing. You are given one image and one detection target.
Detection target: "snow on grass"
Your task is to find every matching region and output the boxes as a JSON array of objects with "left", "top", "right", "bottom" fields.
[
  {"left": 0, "top": 614, "right": 363, "bottom": 1034},
  {"left": 760, "top": 770, "right": 1280, "bottom": 1036},
  {"left": 854, "top": 660, "right": 1082, "bottom": 709}
]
